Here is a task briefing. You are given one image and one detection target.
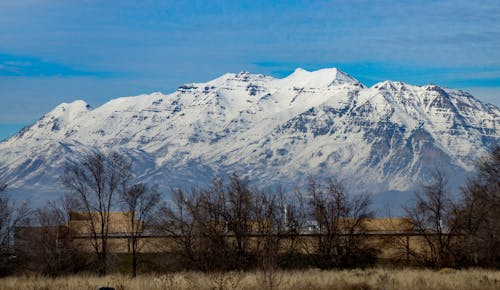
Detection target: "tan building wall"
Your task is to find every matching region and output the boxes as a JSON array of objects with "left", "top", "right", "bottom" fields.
[
  {"left": 17, "top": 213, "right": 431, "bottom": 263},
  {"left": 68, "top": 211, "right": 140, "bottom": 236},
  {"left": 69, "top": 233, "right": 431, "bottom": 263}
]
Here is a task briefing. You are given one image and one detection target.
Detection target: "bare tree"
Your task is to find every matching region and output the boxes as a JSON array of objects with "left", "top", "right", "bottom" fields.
[
  {"left": 120, "top": 183, "right": 161, "bottom": 277},
  {"left": 20, "top": 198, "right": 85, "bottom": 276},
  {"left": 196, "top": 179, "right": 232, "bottom": 271},
  {"left": 167, "top": 175, "right": 255, "bottom": 271},
  {"left": 159, "top": 188, "right": 203, "bottom": 270},
  {"left": 307, "top": 177, "right": 373, "bottom": 268},
  {"left": 160, "top": 175, "right": 278, "bottom": 271},
  {"left": 221, "top": 174, "right": 255, "bottom": 268},
  {"left": 282, "top": 190, "right": 308, "bottom": 262},
  {"left": 0, "top": 184, "right": 31, "bottom": 275},
  {"left": 404, "top": 170, "right": 458, "bottom": 267},
  {"left": 62, "top": 151, "right": 132, "bottom": 275},
  {"left": 456, "top": 146, "right": 500, "bottom": 266},
  {"left": 254, "top": 190, "right": 287, "bottom": 289}
]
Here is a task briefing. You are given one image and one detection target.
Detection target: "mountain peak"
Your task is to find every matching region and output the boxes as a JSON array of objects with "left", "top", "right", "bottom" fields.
[
  {"left": 292, "top": 67, "right": 309, "bottom": 74},
  {"left": 203, "top": 71, "right": 273, "bottom": 89},
  {"left": 0, "top": 68, "right": 498, "bottom": 205},
  {"left": 372, "top": 80, "right": 412, "bottom": 90},
  {"left": 288, "top": 67, "right": 343, "bottom": 77},
  {"left": 46, "top": 100, "right": 91, "bottom": 119},
  {"left": 284, "top": 67, "right": 361, "bottom": 87}
]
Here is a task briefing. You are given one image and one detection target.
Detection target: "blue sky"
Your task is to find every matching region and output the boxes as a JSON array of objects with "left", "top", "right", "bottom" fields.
[{"left": 1, "top": 0, "right": 499, "bottom": 140}]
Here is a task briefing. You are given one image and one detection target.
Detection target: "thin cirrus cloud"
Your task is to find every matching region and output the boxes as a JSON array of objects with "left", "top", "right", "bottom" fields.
[{"left": 0, "top": 54, "right": 109, "bottom": 78}]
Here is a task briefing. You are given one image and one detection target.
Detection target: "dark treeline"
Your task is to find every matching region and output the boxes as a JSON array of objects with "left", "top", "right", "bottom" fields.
[
  {"left": 0, "top": 146, "right": 498, "bottom": 277},
  {"left": 159, "top": 175, "right": 376, "bottom": 272}
]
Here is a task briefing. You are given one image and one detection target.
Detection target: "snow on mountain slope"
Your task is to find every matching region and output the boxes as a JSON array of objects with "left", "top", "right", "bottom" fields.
[{"left": 0, "top": 68, "right": 498, "bottom": 203}]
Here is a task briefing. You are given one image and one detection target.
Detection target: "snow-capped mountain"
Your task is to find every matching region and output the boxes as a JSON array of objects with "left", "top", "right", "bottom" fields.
[{"left": 0, "top": 68, "right": 498, "bottom": 204}]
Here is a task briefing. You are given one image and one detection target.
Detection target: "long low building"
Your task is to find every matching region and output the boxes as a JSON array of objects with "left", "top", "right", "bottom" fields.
[{"left": 14, "top": 211, "right": 438, "bottom": 263}]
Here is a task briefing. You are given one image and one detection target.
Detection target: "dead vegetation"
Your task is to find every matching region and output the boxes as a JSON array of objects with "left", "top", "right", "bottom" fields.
[{"left": 0, "top": 268, "right": 499, "bottom": 290}]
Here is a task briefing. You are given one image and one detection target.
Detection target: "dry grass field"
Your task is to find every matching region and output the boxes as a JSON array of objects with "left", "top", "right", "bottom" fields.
[{"left": 0, "top": 268, "right": 499, "bottom": 290}]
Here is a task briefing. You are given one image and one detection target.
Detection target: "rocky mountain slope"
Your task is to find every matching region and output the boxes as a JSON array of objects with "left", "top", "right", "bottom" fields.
[{"left": 0, "top": 68, "right": 498, "bottom": 204}]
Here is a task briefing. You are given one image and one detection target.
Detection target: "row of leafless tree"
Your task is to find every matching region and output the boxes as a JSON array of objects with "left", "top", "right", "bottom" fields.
[
  {"left": 1, "top": 146, "right": 498, "bottom": 276},
  {"left": 404, "top": 146, "right": 500, "bottom": 268},
  {"left": 158, "top": 174, "right": 377, "bottom": 272}
]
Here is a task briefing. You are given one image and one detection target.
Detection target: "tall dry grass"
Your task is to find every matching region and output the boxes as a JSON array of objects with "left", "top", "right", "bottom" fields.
[{"left": 0, "top": 268, "right": 499, "bottom": 290}]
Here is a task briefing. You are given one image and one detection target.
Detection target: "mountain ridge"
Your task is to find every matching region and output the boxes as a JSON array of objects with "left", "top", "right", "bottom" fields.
[{"left": 0, "top": 68, "right": 498, "bottom": 205}]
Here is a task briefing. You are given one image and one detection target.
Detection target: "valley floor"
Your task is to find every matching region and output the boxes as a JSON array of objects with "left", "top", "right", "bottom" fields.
[{"left": 1, "top": 268, "right": 499, "bottom": 290}]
